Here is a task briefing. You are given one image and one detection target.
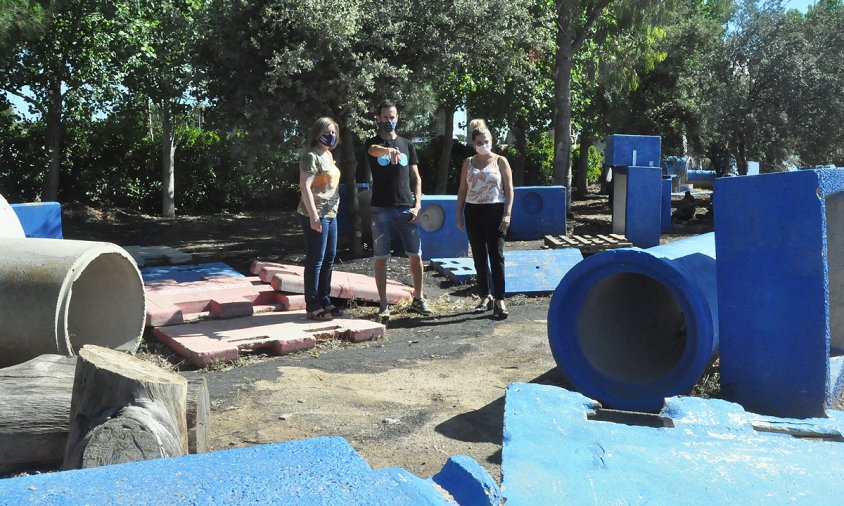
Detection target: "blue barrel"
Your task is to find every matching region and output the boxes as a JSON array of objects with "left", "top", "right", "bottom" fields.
[{"left": 547, "top": 233, "right": 717, "bottom": 411}]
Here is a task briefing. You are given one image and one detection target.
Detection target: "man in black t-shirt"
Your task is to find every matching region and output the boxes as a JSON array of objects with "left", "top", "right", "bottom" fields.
[{"left": 365, "top": 100, "right": 431, "bottom": 319}]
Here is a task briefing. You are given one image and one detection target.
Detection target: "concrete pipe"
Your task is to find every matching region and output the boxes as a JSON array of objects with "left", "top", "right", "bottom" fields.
[
  {"left": 685, "top": 169, "right": 716, "bottom": 188},
  {"left": 0, "top": 194, "right": 25, "bottom": 238},
  {"left": 0, "top": 238, "right": 146, "bottom": 367},
  {"left": 547, "top": 233, "right": 717, "bottom": 411}
]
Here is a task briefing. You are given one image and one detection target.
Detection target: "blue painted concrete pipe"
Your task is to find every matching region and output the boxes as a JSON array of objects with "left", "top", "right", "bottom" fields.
[
  {"left": 686, "top": 169, "right": 716, "bottom": 187},
  {"left": 548, "top": 233, "right": 717, "bottom": 411}
]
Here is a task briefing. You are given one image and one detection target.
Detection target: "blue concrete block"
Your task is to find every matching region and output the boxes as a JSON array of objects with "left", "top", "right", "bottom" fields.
[
  {"left": 140, "top": 262, "right": 245, "bottom": 282},
  {"left": 715, "top": 169, "right": 844, "bottom": 417},
  {"left": 10, "top": 202, "right": 62, "bottom": 239},
  {"left": 505, "top": 249, "right": 583, "bottom": 295},
  {"left": 501, "top": 382, "right": 844, "bottom": 505},
  {"left": 548, "top": 233, "right": 718, "bottom": 411},
  {"left": 604, "top": 134, "right": 661, "bottom": 168},
  {"left": 507, "top": 186, "right": 566, "bottom": 240},
  {"left": 0, "top": 436, "right": 462, "bottom": 505},
  {"left": 431, "top": 249, "right": 583, "bottom": 294},
  {"left": 430, "top": 455, "right": 502, "bottom": 506},
  {"left": 661, "top": 178, "right": 672, "bottom": 233},
  {"left": 430, "top": 258, "right": 476, "bottom": 284},
  {"left": 419, "top": 195, "right": 468, "bottom": 261},
  {"left": 612, "top": 166, "right": 662, "bottom": 248}
]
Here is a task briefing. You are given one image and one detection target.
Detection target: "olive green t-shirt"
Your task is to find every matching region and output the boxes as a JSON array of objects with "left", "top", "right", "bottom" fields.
[{"left": 297, "top": 148, "right": 341, "bottom": 219}]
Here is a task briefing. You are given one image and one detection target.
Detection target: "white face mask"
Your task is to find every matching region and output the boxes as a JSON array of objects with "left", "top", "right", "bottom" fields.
[{"left": 474, "top": 142, "right": 492, "bottom": 155}]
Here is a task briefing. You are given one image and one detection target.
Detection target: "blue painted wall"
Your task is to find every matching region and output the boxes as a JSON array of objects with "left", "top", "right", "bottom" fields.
[
  {"left": 10, "top": 202, "right": 63, "bottom": 239},
  {"left": 612, "top": 166, "right": 662, "bottom": 248},
  {"left": 419, "top": 195, "right": 468, "bottom": 261},
  {"left": 604, "top": 134, "right": 661, "bottom": 168},
  {"left": 715, "top": 169, "right": 844, "bottom": 418},
  {"left": 507, "top": 186, "right": 567, "bottom": 240}
]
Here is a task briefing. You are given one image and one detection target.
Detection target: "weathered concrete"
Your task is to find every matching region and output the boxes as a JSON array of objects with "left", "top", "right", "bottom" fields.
[
  {"left": 0, "top": 238, "right": 146, "bottom": 367},
  {"left": 502, "top": 382, "right": 844, "bottom": 505},
  {"left": 548, "top": 233, "right": 717, "bottom": 411}
]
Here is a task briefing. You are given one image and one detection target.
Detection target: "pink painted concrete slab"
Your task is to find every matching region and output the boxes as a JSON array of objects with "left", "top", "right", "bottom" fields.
[
  {"left": 250, "top": 261, "right": 412, "bottom": 304},
  {"left": 145, "top": 275, "right": 297, "bottom": 326},
  {"left": 152, "top": 311, "right": 385, "bottom": 366}
]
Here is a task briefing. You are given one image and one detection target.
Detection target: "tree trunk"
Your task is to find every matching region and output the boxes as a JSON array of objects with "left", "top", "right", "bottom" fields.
[
  {"left": 510, "top": 114, "right": 527, "bottom": 186},
  {"left": 339, "top": 124, "right": 363, "bottom": 257},
  {"left": 435, "top": 104, "right": 455, "bottom": 194},
  {"left": 737, "top": 138, "right": 748, "bottom": 175},
  {"left": 186, "top": 377, "right": 210, "bottom": 454},
  {"left": 63, "top": 345, "right": 188, "bottom": 470},
  {"left": 161, "top": 104, "right": 176, "bottom": 219},
  {"left": 0, "top": 355, "right": 76, "bottom": 474},
  {"left": 41, "top": 78, "right": 63, "bottom": 202},
  {"left": 553, "top": 3, "right": 574, "bottom": 212},
  {"left": 574, "top": 128, "right": 591, "bottom": 199}
]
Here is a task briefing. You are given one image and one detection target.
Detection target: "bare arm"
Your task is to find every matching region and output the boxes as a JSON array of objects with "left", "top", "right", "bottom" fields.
[
  {"left": 409, "top": 164, "right": 423, "bottom": 223},
  {"left": 299, "top": 171, "right": 322, "bottom": 232},
  {"left": 456, "top": 158, "right": 470, "bottom": 231},
  {"left": 498, "top": 156, "right": 515, "bottom": 232},
  {"left": 367, "top": 144, "right": 402, "bottom": 164}
]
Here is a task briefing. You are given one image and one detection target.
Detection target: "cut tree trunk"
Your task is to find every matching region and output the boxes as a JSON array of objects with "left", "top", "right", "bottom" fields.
[
  {"left": 0, "top": 355, "right": 77, "bottom": 475},
  {"left": 186, "top": 377, "right": 210, "bottom": 454},
  {"left": 63, "top": 345, "right": 189, "bottom": 470}
]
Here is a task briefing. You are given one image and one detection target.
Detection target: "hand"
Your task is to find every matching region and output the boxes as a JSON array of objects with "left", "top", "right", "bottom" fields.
[
  {"left": 389, "top": 148, "right": 402, "bottom": 165},
  {"left": 310, "top": 217, "right": 322, "bottom": 233},
  {"left": 456, "top": 215, "right": 464, "bottom": 231},
  {"left": 408, "top": 205, "right": 420, "bottom": 224},
  {"left": 499, "top": 214, "right": 510, "bottom": 233}
]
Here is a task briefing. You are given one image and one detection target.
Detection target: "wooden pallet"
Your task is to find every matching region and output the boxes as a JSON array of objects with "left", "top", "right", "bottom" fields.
[{"left": 544, "top": 233, "right": 632, "bottom": 255}]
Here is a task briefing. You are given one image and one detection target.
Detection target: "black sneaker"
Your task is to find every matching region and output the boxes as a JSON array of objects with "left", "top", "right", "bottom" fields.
[{"left": 409, "top": 297, "right": 432, "bottom": 316}]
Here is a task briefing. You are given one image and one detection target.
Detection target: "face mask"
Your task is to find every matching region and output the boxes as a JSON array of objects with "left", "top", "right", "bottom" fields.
[
  {"left": 474, "top": 142, "right": 492, "bottom": 155},
  {"left": 380, "top": 120, "right": 397, "bottom": 133},
  {"left": 319, "top": 133, "right": 336, "bottom": 147}
]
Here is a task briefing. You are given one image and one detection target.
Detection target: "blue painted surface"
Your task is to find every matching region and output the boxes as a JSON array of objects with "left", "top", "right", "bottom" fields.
[
  {"left": 661, "top": 178, "right": 672, "bottom": 233},
  {"left": 613, "top": 166, "right": 662, "bottom": 248},
  {"left": 716, "top": 169, "right": 844, "bottom": 418},
  {"left": 548, "top": 233, "right": 718, "bottom": 411},
  {"left": 686, "top": 169, "right": 716, "bottom": 186},
  {"left": 505, "top": 249, "right": 583, "bottom": 295},
  {"left": 140, "top": 262, "right": 245, "bottom": 282},
  {"left": 662, "top": 156, "right": 687, "bottom": 177},
  {"left": 431, "top": 249, "right": 583, "bottom": 294},
  {"left": 419, "top": 195, "right": 469, "bottom": 261},
  {"left": 0, "top": 436, "right": 468, "bottom": 505},
  {"left": 10, "top": 201, "right": 62, "bottom": 239},
  {"left": 337, "top": 183, "right": 370, "bottom": 237},
  {"left": 604, "top": 134, "right": 661, "bottom": 168},
  {"left": 430, "top": 455, "right": 502, "bottom": 506},
  {"left": 501, "top": 382, "right": 844, "bottom": 505},
  {"left": 507, "top": 186, "right": 566, "bottom": 240}
]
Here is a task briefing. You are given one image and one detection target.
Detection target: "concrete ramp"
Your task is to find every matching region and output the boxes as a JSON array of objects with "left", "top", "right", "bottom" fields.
[{"left": 501, "top": 382, "right": 844, "bottom": 505}]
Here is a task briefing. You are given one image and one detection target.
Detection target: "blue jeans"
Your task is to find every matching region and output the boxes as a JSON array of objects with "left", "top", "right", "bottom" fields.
[
  {"left": 298, "top": 214, "right": 337, "bottom": 313},
  {"left": 370, "top": 206, "right": 421, "bottom": 259}
]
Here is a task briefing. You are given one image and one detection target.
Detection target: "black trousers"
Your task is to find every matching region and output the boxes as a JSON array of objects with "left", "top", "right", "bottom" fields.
[{"left": 464, "top": 202, "right": 506, "bottom": 299}]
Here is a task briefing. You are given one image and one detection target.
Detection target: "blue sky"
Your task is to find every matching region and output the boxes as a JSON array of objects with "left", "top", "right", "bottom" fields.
[{"left": 784, "top": 0, "right": 816, "bottom": 11}]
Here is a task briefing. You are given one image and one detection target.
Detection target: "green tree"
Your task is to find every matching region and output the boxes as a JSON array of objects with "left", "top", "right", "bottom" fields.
[
  {"left": 0, "top": 1, "right": 123, "bottom": 201},
  {"left": 121, "top": 0, "right": 209, "bottom": 218}
]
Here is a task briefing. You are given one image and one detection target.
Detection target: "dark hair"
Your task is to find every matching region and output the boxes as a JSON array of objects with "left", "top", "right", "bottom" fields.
[
  {"left": 376, "top": 100, "right": 397, "bottom": 116},
  {"left": 306, "top": 117, "right": 339, "bottom": 150}
]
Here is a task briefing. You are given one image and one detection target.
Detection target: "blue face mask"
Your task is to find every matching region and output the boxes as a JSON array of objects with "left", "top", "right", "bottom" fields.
[
  {"left": 380, "top": 120, "right": 397, "bottom": 133},
  {"left": 319, "top": 133, "right": 337, "bottom": 147}
]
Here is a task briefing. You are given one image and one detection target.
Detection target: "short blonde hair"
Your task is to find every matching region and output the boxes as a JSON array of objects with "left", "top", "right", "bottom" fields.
[
  {"left": 307, "top": 116, "right": 339, "bottom": 150},
  {"left": 468, "top": 118, "right": 493, "bottom": 144}
]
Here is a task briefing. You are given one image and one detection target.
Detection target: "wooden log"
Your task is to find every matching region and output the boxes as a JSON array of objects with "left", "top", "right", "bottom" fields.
[
  {"left": 186, "top": 377, "right": 210, "bottom": 454},
  {"left": 63, "top": 345, "right": 189, "bottom": 470},
  {"left": 0, "top": 355, "right": 77, "bottom": 474}
]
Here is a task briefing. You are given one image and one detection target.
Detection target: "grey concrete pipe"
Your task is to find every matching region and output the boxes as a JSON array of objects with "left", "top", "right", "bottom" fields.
[
  {"left": 0, "top": 238, "right": 146, "bottom": 367},
  {"left": 0, "top": 194, "right": 25, "bottom": 238}
]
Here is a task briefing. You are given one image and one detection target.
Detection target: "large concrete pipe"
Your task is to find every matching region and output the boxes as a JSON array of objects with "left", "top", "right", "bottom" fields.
[
  {"left": 0, "top": 194, "right": 25, "bottom": 238},
  {"left": 547, "top": 233, "right": 717, "bottom": 411},
  {"left": 0, "top": 238, "right": 145, "bottom": 367}
]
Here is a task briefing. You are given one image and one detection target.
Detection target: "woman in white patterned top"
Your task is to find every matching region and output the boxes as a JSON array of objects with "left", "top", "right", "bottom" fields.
[{"left": 456, "top": 119, "right": 514, "bottom": 319}]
